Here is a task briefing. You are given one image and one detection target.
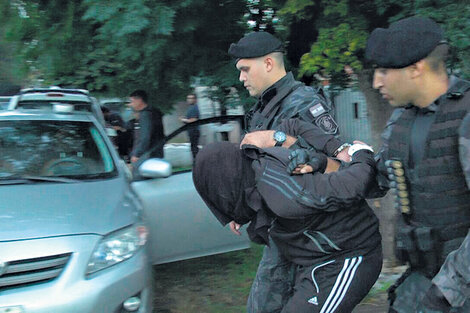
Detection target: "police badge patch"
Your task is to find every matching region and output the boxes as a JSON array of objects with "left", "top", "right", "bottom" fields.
[{"left": 315, "top": 114, "right": 338, "bottom": 134}]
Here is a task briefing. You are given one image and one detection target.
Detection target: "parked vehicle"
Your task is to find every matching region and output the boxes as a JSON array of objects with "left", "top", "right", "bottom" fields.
[
  {"left": 7, "top": 87, "right": 106, "bottom": 125},
  {"left": 136, "top": 115, "right": 249, "bottom": 265},
  {"left": 0, "top": 103, "right": 249, "bottom": 312},
  {"left": 100, "top": 97, "right": 133, "bottom": 122}
]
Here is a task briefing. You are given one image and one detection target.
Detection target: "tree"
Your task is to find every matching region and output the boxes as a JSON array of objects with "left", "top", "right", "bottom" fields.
[
  {"left": 276, "top": 0, "right": 469, "bottom": 146},
  {"left": 0, "top": 0, "right": 249, "bottom": 111},
  {"left": 0, "top": 1, "right": 27, "bottom": 93}
]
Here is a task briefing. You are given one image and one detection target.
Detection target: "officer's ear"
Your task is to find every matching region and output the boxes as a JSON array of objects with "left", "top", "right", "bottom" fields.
[
  {"left": 264, "top": 56, "right": 274, "bottom": 72},
  {"left": 408, "top": 60, "right": 426, "bottom": 79}
]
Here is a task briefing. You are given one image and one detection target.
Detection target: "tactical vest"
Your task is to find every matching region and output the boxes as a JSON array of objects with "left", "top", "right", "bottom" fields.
[{"left": 387, "top": 78, "right": 470, "bottom": 275}]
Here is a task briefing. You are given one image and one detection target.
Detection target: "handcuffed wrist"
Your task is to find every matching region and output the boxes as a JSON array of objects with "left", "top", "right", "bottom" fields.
[
  {"left": 347, "top": 143, "right": 374, "bottom": 156},
  {"left": 333, "top": 143, "right": 351, "bottom": 157}
]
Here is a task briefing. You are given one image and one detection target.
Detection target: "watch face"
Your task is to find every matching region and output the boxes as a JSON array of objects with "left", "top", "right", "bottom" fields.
[{"left": 274, "top": 131, "right": 286, "bottom": 142}]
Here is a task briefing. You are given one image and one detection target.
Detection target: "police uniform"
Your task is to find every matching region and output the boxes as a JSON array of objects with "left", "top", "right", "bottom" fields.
[
  {"left": 229, "top": 32, "right": 346, "bottom": 313},
  {"left": 366, "top": 16, "right": 470, "bottom": 313}
]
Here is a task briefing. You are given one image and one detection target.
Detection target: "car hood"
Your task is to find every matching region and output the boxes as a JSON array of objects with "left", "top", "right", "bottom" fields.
[{"left": 0, "top": 178, "right": 138, "bottom": 241}]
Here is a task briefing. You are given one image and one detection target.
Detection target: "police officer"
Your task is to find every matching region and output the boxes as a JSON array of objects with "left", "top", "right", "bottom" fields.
[
  {"left": 365, "top": 16, "right": 470, "bottom": 313},
  {"left": 227, "top": 31, "right": 351, "bottom": 313}
]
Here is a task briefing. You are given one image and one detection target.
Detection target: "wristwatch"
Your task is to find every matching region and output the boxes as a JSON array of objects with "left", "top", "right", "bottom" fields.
[
  {"left": 347, "top": 143, "right": 374, "bottom": 156},
  {"left": 333, "top": 143, "right": 351, "bottom": 157},
  {"left": 273, "top": 131, "right": 287, "bottom": 147}
]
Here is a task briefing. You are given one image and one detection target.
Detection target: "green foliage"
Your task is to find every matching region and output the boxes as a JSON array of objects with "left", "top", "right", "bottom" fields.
[
  {"left": 323, "top": 0, "right": 348, "bottom": 17},
  {"left": 299, "top": 23, "right": 367, "bottom": 86},
  {"left": 201, "top": 61, "right": 256, "bottom": 112},
  {"left": 281, "top": 0, "right": 470, "bottom": 86},
  {"left": 278, "top": 0, "right": 315, "bottom": 20},
  {"left": 0, "top": 0, "right": 248, "bottom": 111},
  {"left": 1, "top": 0, "right": 468, "bottom": 109}
]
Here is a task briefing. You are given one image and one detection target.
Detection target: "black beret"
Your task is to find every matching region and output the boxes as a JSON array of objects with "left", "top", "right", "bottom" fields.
[
  {"left": 228, "top": 32, "right": 284, "bottom": 59},
  {"left": 365, "top": 16, "right": 444, "bottom": 68}
]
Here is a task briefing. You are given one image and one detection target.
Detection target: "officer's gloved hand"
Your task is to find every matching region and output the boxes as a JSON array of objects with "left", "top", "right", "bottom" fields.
[
  {"left": 287, "top": 149, "right": 327, "bottom": 174},
  {"left": 416, "top": 285, "right": 451, "bottom": 313}
]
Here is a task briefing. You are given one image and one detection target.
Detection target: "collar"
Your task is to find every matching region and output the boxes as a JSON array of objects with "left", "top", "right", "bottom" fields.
[{"left": 258, "top": 72, "right": 295, "bottom": 108}]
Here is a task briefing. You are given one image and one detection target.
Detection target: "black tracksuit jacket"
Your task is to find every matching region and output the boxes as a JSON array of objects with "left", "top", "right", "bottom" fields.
[{"left": 246, "top": 145, "right": 382, "bottom": 266}]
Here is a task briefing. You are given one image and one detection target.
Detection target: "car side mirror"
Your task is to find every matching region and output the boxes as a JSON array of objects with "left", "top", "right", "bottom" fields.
[{"left": 138, "top": 158, "right": 172, "bottom": 179}]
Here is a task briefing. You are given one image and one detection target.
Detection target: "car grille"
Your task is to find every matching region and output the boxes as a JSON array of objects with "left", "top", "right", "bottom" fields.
[{"left": 0, "top": 253, "right": 71, "bottom": 290}]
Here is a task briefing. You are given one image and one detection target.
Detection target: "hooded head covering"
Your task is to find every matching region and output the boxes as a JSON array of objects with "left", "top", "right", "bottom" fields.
[
  {"left": 193, "top": 142, "right": 272, "bottom": 245},
  {"left": 192, "top": 142, "right": 255, "bottom": 225}
]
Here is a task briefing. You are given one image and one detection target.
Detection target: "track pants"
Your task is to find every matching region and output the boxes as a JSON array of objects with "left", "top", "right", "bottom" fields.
[
  {"left": 247, "top": 242, "right": 382, "bottom": 313},
  {"left": 282, "top": 245, "right": 382, "bottom": 313}
]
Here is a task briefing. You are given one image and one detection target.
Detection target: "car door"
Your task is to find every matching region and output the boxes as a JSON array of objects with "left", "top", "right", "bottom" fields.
[{"left": 131, "top": 116, "right": 251, "bottom": 265}]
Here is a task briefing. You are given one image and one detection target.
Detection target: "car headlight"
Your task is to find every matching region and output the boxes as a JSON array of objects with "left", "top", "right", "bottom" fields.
[{"left": 86, "top": 223, "right": 148, "bottom": 275}]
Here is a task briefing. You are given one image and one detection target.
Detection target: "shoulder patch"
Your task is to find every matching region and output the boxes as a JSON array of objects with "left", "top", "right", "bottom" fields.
[
  {"left": 315, "top": 114, "right": 338, "bottom": 135},
  {"left": 309, "top": 103, "right": 327, "bottom": 118}
]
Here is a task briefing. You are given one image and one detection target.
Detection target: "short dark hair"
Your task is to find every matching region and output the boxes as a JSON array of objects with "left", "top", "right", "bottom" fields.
[
  {"left": 130, "top": 90, "right": 148, "bottom": 103},
  {"left": 425, "top": 44, "right": 449, "bottom": 73}
]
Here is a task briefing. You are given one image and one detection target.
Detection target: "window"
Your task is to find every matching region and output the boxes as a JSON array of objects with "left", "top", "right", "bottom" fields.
[
  {"left": 0, "top": 120, "right": 116, "bottom": 179},
  {"left": 353, "top": 102, "right": 359, "bottom": 119}
]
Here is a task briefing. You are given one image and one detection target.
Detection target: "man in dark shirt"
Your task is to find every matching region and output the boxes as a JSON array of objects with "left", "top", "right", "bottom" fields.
[
  {"left": 128, "top": 90, "right": 164, "bottom": 162},
  {"left": 180, "top": 93, "right": 200, "bottom": 162}
]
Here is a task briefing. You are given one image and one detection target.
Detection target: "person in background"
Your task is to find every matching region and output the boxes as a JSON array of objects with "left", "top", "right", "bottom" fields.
[
  {"left": 365, "top": 16, "right": 470, "bottom": 313},
  {"left": 127, "top": 90, "right": 164, "bottom": 163},
  {"left": 180, "top": 93, "right": 200, "bottom": 163}
]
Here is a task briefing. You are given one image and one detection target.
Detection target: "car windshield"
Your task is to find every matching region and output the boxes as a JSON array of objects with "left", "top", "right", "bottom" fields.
[{"left": 0, "top": 120, "right": 116, "bottom": 180}]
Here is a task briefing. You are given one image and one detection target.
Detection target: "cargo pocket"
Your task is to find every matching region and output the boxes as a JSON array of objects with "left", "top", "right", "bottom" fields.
[{"left": 303, "top": 230, "right": 342, "bottom": 255}]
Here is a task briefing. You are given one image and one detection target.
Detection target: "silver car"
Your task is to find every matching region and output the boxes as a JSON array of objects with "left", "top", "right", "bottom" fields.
[
  {"left": 0, "top": 107, "right": 249, "bottom": 312},
  {"left": 0, "top": 96, "right": 11, "bottom": 110}
]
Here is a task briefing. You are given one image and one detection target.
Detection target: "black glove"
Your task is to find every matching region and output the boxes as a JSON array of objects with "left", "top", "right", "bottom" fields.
[
  {"left": 287, "top": 149, "right": 327, "bottom": 174},
  {"left": 416, "top": 285, "right": 451, "bottom": 313}
]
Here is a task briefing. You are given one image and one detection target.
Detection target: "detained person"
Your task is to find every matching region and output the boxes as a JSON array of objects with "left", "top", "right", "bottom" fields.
[{"left": 193, "top": 120, "right": 383, "bottom": 313}]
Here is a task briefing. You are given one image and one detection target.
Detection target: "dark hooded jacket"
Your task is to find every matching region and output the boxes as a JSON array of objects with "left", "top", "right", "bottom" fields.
[{"left": 193, "top": 142, "right": 381, "bottom": 265}]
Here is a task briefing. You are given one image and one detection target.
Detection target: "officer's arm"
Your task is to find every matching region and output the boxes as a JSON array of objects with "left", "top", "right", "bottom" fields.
[
  {"left": 241, "top": 120, "right": 336, "bottom": 152},
  {"left": 459, "top": 113, "right": 470, "bottom": 188},
  {"left": 241, "top": 119, "right": 346, "bottom": 171},
  {"left": 430, "top": 230, "right": 470, "bottom": 308}
]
